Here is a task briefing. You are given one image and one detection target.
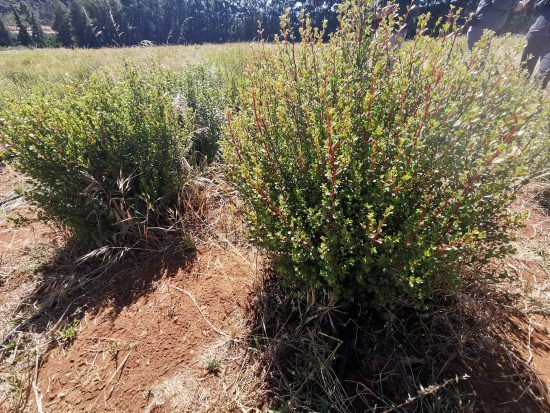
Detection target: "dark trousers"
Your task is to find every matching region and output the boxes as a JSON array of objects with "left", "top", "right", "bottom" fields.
[
  {"left": 521, "top": 35, "right": 550, "bottom": 89},
  {"left": 467, "top": 25, "right": 488, "bottom": 51}
]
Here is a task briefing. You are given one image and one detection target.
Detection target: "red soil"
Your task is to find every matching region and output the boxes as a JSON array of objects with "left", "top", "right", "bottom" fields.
[
  {"left": 34, "top": 246, "right": 258, "bottom": 412},
  {"left": 467, "top": 191, "right": 550, "bottom": 412}
]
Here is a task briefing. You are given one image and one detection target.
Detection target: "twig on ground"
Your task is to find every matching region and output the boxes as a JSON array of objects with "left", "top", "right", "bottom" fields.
[
  {"left": 382, "top": 375, "right": 469, "bottom": 413},
  {"left": 32, "top": 353, "right": 44, "bottom": 413},
  {"left": 88, "top": 350, "right": 132, "bottom": 412},
  {"left": 526, "top": 321, "right": 534, "bottom": 364},
  {"left": 172, "top": 285, "right": 230, "bottom": 338}
]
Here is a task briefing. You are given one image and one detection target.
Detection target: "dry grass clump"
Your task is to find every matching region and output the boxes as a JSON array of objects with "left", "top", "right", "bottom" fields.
[{"left": 144, "top": 329, "right": 269, "bottom": 412}]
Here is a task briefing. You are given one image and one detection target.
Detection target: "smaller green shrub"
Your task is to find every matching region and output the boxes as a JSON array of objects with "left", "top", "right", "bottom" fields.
[
  {"left": 0, "top": 64, "right": 225, "bottom": 250},
  {"left": 206, "top": 358, "right": 222, "bottom": 374},
  {"left": 179, "top": 65, "right": 227, "bottom": 163},
  {"left": 223, "top": 1, "right": 549, "bottom": 307}
]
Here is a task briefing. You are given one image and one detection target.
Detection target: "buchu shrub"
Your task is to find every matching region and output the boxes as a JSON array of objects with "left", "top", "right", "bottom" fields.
[
  {"left": 0, "top": 65, "right": 225, "bottom": 249},
  {"left": 180, "top": 65, "right": 227, "bottom": 164},
  {"left": 223, "top": 1, "right": 549, "bottom": 307}
]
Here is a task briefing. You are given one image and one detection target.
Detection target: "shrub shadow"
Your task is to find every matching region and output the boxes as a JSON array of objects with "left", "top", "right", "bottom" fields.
[
  {"left": 0, "top": 238, "right": 196, "bottom": 355},
  {"left": 247, "top": 272, "right": 550, "bottom": 412}
]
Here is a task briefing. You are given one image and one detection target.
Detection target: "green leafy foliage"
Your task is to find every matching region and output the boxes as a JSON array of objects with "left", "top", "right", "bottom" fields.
[
  {"left": 223, "top": 1, "right": 550, "bottom": 307},
  {"left": 180, "top": 65, "right": 228, "bottom": 164},
  {"left": 57, "top": 319, "right": 79, "bottom": 344},
  {"left": 0, "top": 64, "right": 225, "bottom": 250},
  {"left": 206, "top": 358, "right": 222, "bottom": 374}
]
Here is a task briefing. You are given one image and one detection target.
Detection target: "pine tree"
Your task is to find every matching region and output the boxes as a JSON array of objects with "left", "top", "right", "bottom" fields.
[
  {"left": 52, "top": 0, "right": 73, "bottom": 47},
  {"left": 12, "top": 6, "right": 32, "bottom": 46},
  {"left": 19, "top": 2, "right": 30, "bottom": 17},
  {"left": 0, "top": 0, "right": 486, "bottom": 49},
  {"left": 83, "top": 0, "right": 124, "bottom": 46},
  {"left": 69, "top": 0, "right": 97, "bottom": 47},
  {"left": 0, "top": 18, "right": 11, "bottom": 47},
  {"left": 30, "top": 13, "right": 45, "bottom": 47}
]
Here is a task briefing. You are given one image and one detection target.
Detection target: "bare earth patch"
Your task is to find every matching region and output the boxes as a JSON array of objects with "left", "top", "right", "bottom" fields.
[
  {"left": 36, "top": 244, "right": 262, "bottom": 412},
  {"left": 477, "top": 182, "right": 550, "bottom": 411}
]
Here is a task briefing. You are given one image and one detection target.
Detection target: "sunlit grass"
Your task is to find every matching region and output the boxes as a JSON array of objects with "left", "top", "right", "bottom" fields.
[{"left": 0, "top": 42, "right": 260, "bottom": 97}]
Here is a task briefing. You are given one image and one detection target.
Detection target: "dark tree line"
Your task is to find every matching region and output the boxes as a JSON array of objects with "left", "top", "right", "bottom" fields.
[
  {"left": 0, "top": 17, "right": 11, "bottom": 46},
  {"left": 0, "top": 0, "right": 541, "bottom": 48},
  {"left": 45, "top": 0, "right": 341, "bottom": 47}
]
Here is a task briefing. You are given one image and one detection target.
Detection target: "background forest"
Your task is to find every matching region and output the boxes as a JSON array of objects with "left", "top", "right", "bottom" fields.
[{"left": 0, "top": 0, "right": 540, "bottom": 48}]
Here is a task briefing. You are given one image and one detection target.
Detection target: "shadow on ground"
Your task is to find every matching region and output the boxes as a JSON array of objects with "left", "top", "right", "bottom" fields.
[
  {"left": 2, "top": 213, "right": 548, "bottom": 412},
  {"left": 2, "top": 235, "right": 549, "bottom": 413},
  {"left": 247, "top": 272, "right": 550, "bottom": 412},
  {"left": 0, "top": 240, "right": 195, "bottom": 355}
]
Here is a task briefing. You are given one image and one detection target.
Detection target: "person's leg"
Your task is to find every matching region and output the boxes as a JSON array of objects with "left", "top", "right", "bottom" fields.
[
  {"left": 467, "top": 25, "right": 484, "bottom": 51},
  {"left": 520, "top": 36, "right": 541, "bottom": 78},
  {"left": 536, "top": 42, "right": 550, "bottom": 89}
]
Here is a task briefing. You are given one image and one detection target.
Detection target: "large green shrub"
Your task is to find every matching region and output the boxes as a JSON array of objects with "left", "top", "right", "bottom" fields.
[
  {"left": 0, "top": 64, "right": 225, "bottom": 249},
  {"left": 223, "top": 1, "right": 549, "bottom": 307}
]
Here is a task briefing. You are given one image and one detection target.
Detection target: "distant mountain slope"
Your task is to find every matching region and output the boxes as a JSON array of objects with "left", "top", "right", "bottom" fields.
[{"left": 0, "top": 1, "right": 56, "bottom": 24}]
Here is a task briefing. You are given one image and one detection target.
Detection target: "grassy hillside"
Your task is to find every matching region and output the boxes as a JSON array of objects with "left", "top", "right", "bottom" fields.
[{"left": 0, "top": 36, "right": 528, "bottom": 98}]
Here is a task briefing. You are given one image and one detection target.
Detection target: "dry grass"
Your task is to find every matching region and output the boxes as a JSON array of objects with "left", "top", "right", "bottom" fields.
[
  {"left": 1, "top": 35, "right": 542, "bottom": 100},
  {"left": 144, "top": 323, "right": 268, "bottom": 412},
  {"left": 0, "top": 43, "right": 259, "bottom": 98}
]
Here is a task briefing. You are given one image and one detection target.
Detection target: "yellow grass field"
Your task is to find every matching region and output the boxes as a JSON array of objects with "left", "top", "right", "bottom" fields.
[
  {"left": 0, "top": 42, "right": 257, "bottom": 98},
  {"left": 0, "top": 35, "right": 529, "bottom": 97}
]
